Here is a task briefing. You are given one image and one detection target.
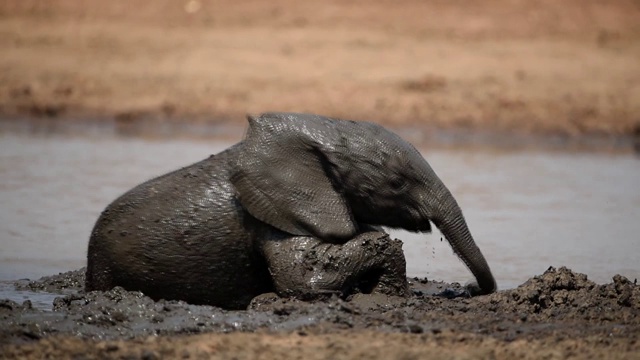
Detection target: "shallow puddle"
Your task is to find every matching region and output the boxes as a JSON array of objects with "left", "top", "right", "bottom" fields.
[{"left": 0, "top": 282, "right": 61, "bottom": 311}]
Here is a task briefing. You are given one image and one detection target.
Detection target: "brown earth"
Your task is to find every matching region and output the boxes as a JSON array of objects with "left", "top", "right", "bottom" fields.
[
  {"left": 1, "top": 267, "right": 639, "bottom": 359},
  {"left": 1, "top": 0, "right": 640, "bottom": 145}
]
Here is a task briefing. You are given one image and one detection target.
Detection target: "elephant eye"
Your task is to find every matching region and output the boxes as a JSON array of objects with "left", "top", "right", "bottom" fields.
[{"left": 389, "top": 177, "right": 406, "bottom": 191}]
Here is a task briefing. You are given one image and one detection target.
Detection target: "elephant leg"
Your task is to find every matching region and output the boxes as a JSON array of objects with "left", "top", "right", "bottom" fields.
[{"left": 261, "top": 231, "right": 409, "bottom": 299}]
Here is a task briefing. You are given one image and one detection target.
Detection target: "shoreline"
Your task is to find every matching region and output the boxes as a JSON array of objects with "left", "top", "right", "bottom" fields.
[{"left": 2, "top": 116, "right": 638, "bottom": 154}]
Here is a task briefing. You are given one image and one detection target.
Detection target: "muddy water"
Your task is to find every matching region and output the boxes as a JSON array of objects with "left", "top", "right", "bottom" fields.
[{"left": 0, "top": 133, "right": 638, "bottom": 294}]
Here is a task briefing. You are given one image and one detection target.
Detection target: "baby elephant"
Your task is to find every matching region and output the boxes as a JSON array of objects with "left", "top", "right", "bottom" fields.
[{"left": 86, "top": 112, "right": 496, "bottom": 309}]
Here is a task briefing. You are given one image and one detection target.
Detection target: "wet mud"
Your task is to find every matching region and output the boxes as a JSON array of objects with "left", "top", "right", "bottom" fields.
[{"left": 2, "top": 267, "right": 639, "bottom": 359}]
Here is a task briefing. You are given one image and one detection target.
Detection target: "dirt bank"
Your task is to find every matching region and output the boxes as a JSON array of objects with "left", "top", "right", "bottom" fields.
[
  {"left": 1, "top": 0, "right": 639, "bottom": 146},
  {"left": 1, "top": 267, "right": 639, "bottom": 359}
]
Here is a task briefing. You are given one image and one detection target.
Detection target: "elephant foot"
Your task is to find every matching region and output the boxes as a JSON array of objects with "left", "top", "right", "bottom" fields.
[{"left": 261, "top": 231, "right": 409, "bottom": 300}]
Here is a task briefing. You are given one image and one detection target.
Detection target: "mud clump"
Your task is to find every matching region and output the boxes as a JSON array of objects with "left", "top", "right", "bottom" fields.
[
  {"left": 14, "top": 268, "right": 85, "bottom": 294},
  {"left": 1, "top": 267, "right": 639, "bottom": 359},
  {"left": 477, "top": 267, "right": 640, "bottom": 323}
]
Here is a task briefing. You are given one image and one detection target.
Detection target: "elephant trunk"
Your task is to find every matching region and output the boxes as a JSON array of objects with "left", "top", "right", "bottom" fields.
[{"left": 429, "top": 188, "right": 496, "bottom": 295}]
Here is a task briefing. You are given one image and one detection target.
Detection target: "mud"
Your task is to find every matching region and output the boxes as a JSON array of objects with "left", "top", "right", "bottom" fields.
[{"left": 2, "top": 267, "right": 639, "bottom": 359}]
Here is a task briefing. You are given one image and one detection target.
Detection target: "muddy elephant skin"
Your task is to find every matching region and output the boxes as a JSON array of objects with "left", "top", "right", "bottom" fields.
[
  {"left": 86, "top": 112, "right": 495, "bottom": 309},
  {"left": 87, "top": 142, "right": 274, "bottom": 309}
]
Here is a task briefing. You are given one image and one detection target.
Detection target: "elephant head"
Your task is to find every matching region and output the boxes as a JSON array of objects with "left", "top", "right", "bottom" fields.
[{"left": 231, "top": 112, "right": 496, "bottom": 295}]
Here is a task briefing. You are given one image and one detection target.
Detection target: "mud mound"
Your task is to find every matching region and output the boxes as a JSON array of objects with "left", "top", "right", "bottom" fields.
[
  {"left": 14, "top": 268, "right": 85, "bottom": 294},
  {"left": 478, "top": 267, "right": 639, "bottom": 322}
]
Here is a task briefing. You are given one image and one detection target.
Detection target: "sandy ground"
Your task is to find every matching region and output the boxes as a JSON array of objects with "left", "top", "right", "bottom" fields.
[
  {"left": 1, "top": 0, "right": 639, "bottom": 146},
  {"left": 1, "top": 267, "right": 639, "bottom": 359}
]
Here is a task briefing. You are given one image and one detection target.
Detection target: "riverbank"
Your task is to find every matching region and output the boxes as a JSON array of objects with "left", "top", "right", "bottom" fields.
[
  {"left": 1, "top": 267, "right": 639, "bottom": 359},
  {"left": 1, "top": 0, "right": 639, "bottom": 149}
]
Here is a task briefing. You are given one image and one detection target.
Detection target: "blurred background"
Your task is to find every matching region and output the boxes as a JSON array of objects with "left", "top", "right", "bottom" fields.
[
  {"left": 1, "top": 0, "right": 639, "bottom": 143},
  {"left": 0, "top": 1, "right": 639, "bottom": 290}
]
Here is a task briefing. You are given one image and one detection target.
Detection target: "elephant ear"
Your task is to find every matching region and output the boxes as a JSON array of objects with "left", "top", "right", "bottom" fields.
[{"left": 230, "top": 114, "right": 358, "bottom": 242}]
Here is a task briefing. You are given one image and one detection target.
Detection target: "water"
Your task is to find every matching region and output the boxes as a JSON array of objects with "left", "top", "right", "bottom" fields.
[
  {"left": 398, "top": 148, "right": 640, "bottom": 289},
  {"left": 0, "top": 282, "right": 62, "bottom": 311},
  {"left": 0, "top": 133, "right": 638, "bottom": 295}
]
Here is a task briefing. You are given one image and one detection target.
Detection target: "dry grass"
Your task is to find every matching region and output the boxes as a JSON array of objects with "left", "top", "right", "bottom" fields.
[{"left": 1, "top": 0, "right": 639, "bottom": 138}]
